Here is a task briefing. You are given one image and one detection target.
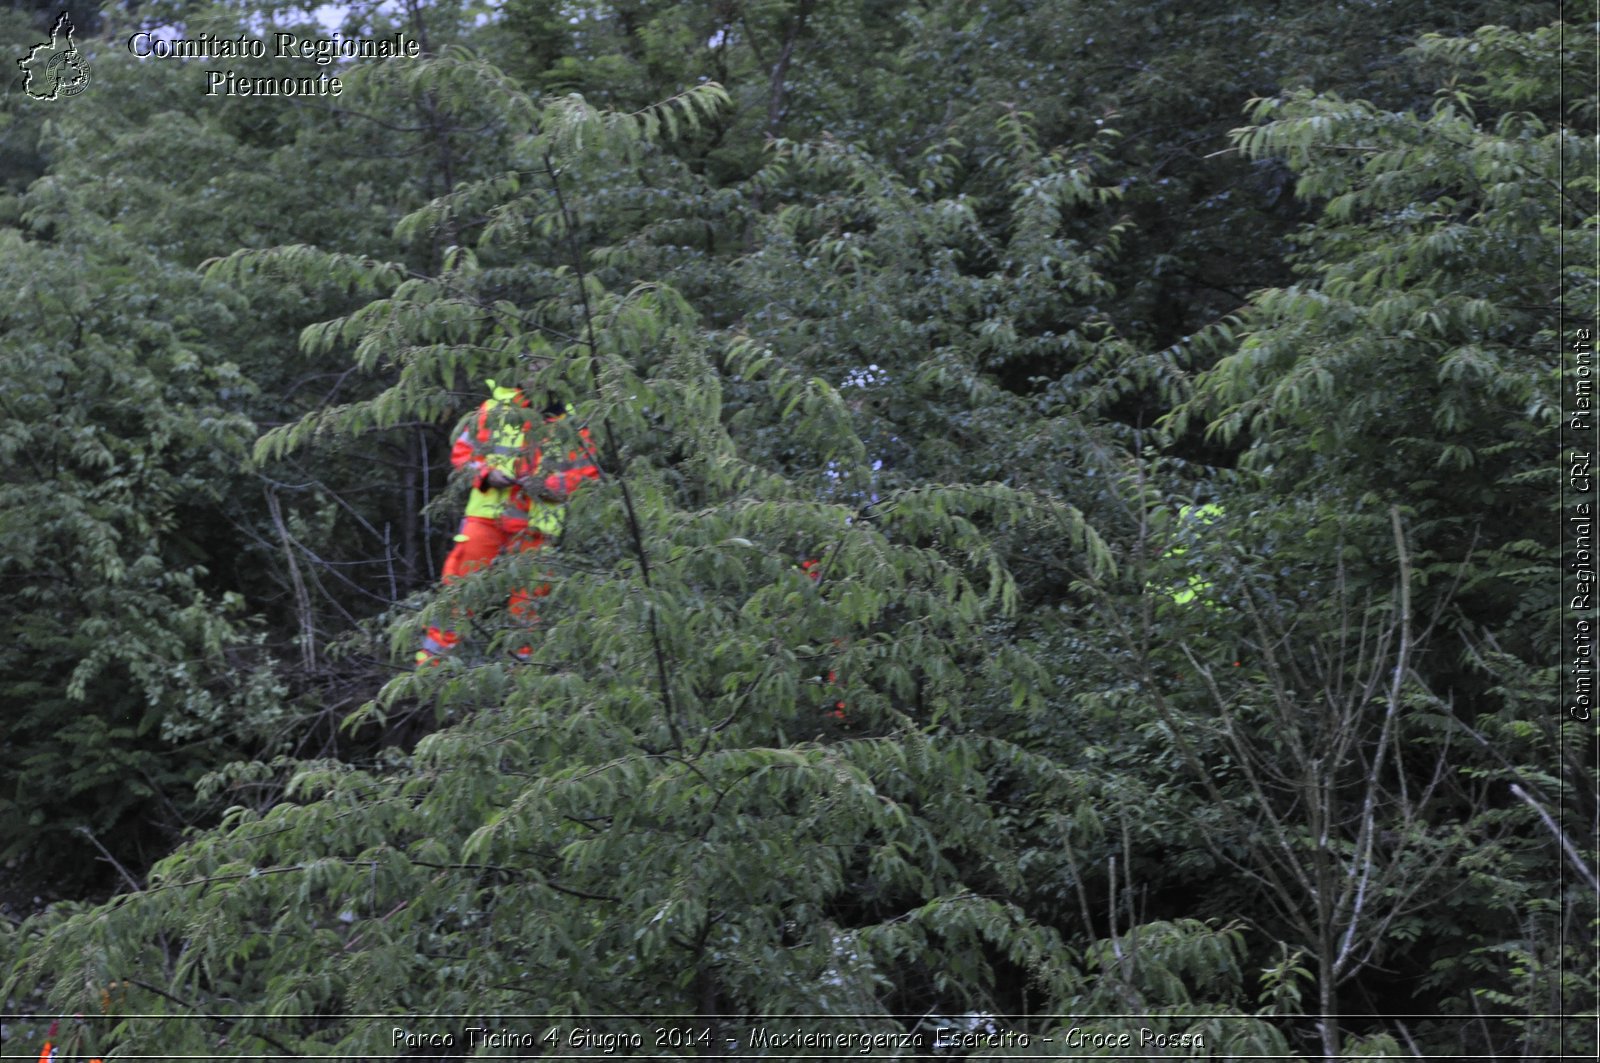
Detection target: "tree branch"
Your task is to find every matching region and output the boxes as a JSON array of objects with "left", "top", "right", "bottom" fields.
[
  {"left": 120, "top": 976, "right": 299, "bottom": 1056},
  {"left": 1510, "top": 783, "right": 1600, "bottom": 894},
  {"left": 543, "top": 148, "right": 684, "bottom": 750}
]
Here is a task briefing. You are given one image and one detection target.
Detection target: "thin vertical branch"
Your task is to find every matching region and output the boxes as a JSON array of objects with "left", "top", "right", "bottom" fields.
[
  {"left": 1387, "top": 504, "right": 1413, "bottom": 801},
  {"left": 1335, "top": 507, "right": 1412, "bottom": 977},
  {"left": 1060, "top": 834, "right": 1098, "bottom": 943},
  {"left": 542, "top": 150, "right": 683, "bottom": 749},
  {"left": 1120, "top": 809, "right": 1139, "bottom": 979},
  {"left": 401, "top": 436, "right": 419, "bottom": 580},
  {"left": 266, "top": 486, "right": 316, "bottom": 672},
  {"left": 419, "top": 427, "right": 434, "bottom": 581},
  {"left": 384, "top": 521, "right": 398, "bottom": 603},
  {"left": 1107, "top": 854, "right": 1124, "bottom": 973}
]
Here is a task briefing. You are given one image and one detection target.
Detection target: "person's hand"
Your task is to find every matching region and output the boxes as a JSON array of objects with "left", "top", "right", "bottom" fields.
[{"left": 483, "top": 469, "right": 517, "bottom": 489}]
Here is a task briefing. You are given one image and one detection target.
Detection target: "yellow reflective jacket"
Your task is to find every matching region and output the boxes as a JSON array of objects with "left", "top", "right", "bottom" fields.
[
  {"left": 451, "top": 382, "right": 597, "bottom": 536},
  {"left": 1165, "top": 502, "right": 1223, "bottom": 608}
]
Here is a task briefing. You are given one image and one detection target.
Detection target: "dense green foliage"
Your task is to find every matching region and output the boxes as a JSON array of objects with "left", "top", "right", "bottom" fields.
[
  {"left": 1, "top": 1, "right": 1591, "bottom": 1059},
  {"left": 0, "top": 173, "right": 287, "bottom": 887}
]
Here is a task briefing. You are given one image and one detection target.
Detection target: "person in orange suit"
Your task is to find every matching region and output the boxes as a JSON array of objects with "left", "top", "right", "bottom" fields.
[{"left": 417, "top": 379, "right": 598, "bottom": 664}]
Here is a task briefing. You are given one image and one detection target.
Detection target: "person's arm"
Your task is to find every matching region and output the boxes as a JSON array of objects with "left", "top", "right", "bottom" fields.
[
  {"left": 452, "top": 403, "right": 516, "bottom": 488},
  {"left": 533, "top": 422, "right": 600, "bottom": 500},
  {"left": 540, "top": 464, "right": 600, "bottom": 499}
]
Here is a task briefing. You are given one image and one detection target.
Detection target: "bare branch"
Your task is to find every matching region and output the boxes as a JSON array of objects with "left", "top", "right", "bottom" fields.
[{"left": 1510, "top": 783, "right": 1600, "bottom": 894}]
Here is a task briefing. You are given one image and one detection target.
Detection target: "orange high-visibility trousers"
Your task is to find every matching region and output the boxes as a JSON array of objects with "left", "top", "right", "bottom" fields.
[{"left": 417, "top": 517, "right": 550, "bottom": 664}]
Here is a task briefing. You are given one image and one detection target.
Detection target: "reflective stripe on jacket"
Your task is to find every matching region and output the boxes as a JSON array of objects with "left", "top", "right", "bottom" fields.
[{"left": 452, "top": 385, "right": 598, "bottom": 535}]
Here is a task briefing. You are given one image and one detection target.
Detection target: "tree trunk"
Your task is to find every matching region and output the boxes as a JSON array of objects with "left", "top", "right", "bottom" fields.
[
  {"left": 1317, "top": 932, "right": 1340, "bottom": 1060},
  {"left": 766, "top": 0, "right": 815, "bottom": 138}
]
